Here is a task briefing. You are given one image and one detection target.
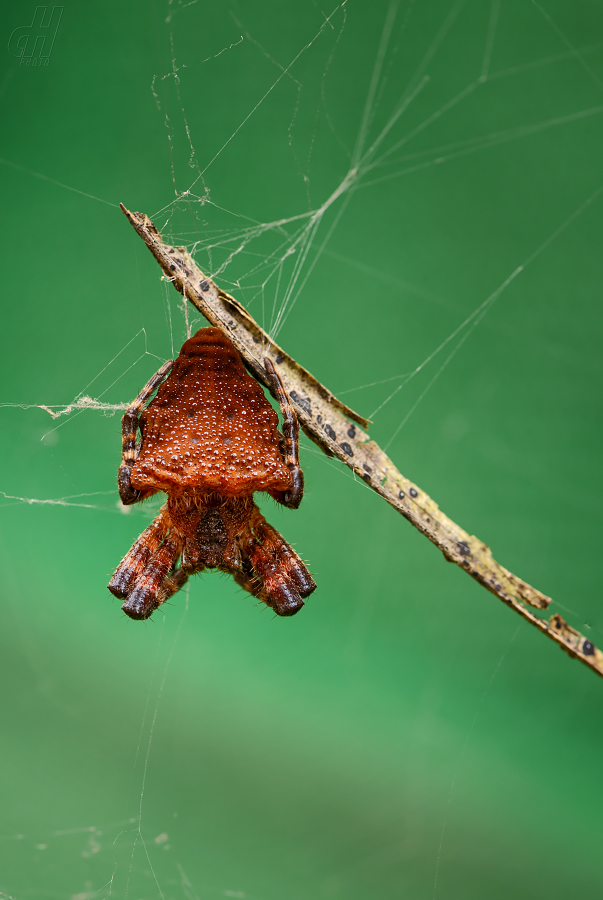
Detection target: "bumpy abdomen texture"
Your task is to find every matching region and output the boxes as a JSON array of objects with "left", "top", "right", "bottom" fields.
[{"left": 131, "top": 328, "right": 292, "bottom": 496}]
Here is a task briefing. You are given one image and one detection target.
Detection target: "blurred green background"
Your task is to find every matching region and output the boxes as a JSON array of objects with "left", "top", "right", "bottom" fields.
[{"left": 1, "top": 1, "right": 602, "bottom": 897}]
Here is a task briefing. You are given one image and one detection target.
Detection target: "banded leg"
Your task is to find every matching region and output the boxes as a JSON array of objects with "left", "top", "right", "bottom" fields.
[
  {"left": 118, "top": 360, "right": 173, "bottom": 504},
  {"left": 231, "top": 560, "right": 269, "bottom": 609},
  {"left": 156, "top": 565, "right": 191, "bottom": 604},
  {"left": 264, "top": 358, "right": 304, "bottom": 508},
  {"left": 108, "top": 506, "right": 169, "bottom": 598},
  {"left": 236, "top": 509, "right": 316, "bottom": 616},
  {"left": 121, "top": 530, "right": 183, "bottom": 620}
]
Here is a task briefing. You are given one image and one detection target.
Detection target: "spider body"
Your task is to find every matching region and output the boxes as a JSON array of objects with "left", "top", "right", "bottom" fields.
[{"left": 108, "top": 327, "right": 316, "bottom": 620}]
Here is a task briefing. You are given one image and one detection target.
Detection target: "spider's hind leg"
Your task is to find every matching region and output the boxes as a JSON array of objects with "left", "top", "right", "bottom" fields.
[
  {"left": 264, "top": 358, "right": 304, "bottom": 509},
  {"left": 118, "top": 360, "right": 173, "bottom": 505},
  {"left": 236, "top": 509, "right": 316, "bottom": 616}
]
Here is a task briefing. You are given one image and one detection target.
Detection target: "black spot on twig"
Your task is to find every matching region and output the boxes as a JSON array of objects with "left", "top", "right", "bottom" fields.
[
  {"left": 583, "top": 640, "right": 595, "bottom": 656},
  {"left": 200, "top": 280, "right": 210, "bottom": 291},
  {"left": 340, "top": 442, "right": 353, "bottom": 457},
  {"left": 324, "top": 424, "right": 336, "bottom": 441},
  {"left": 290, "top": 391, "right": 312, "bottom": 417},
  {"left": 347, "top": 425, "right": 356, "bottom": 439},
  {"left": 409, "top": 487, "right": 418, "bottom": 498},
  {"left": 457, "top": 541, "right": 471, "bottom": 557}
]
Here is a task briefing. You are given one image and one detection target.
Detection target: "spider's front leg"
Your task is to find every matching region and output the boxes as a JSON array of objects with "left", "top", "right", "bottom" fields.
[
  {"left": 118, "top": 360, "right": 173, "bottom": 504},
  {"left": 108, "top": 505, "right": 192, "bottom": 619},
  {"left": 108, "top": 506, "right": 169, "bottom": 598},
  {"left": 121, "top": 529, "right": 184, "bottom": 620},
  {"left": 264, "top": 358, "right": 304, "bottom": 509},
  {"left": 155, "top": 564, "right": 190, "bottom": 605},
  {"left": 236, "top": 508, "right": 316, "bottom": 616}
]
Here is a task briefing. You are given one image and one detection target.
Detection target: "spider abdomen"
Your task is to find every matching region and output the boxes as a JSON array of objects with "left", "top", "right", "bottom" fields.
[{"left": 131, "top": 328, "right": 292, "bottom": 496}]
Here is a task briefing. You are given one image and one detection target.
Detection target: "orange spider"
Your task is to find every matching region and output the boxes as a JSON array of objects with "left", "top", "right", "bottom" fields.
[{"left": 108, "top": 327, "right": 316, "bottom": 620}]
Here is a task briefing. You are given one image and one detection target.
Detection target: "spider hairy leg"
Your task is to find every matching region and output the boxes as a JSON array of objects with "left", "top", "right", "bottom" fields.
[
  {"left": 121, "top": 530, "right": 183, "bottom": 620},
  {"left": 253, "top": 517, "right": 316, "bottom": 598},
  {"left": 264, "top": 358, "right": 304, "bottom": 509},
  {"left": 108, "top": 507, "right": 170, "bottom": 598},
  {"left": 237, "top": 508, "right": 316, "bottom": 616},
  {"left": 118, "top": 360, "right": 173, "bottom": 505},
  {"left": 156, "top": 565, "right": 190, "bottom": 603}
]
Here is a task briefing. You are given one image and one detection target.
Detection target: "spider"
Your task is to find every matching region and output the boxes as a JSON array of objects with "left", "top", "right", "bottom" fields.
[{"left": 108, "top": 326, "right": 316, "bottom": 620}]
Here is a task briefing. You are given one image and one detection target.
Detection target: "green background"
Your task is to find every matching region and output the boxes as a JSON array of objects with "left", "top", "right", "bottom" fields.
[{"left": 1, "top": 1, "right": 602, "bottom": 897}]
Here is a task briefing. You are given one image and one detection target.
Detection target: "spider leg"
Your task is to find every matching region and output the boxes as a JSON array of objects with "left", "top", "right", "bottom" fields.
[
  {"left": 118, "top": 360, "right": 173, "bottom": 504},
  {"left": 236, "top": 508, "right": 316, "bottom": 616},
  {"left": 108, "top": 506, "right": 170, "bottom": 599},
  {"left": 156, "top": 565, "right": 191, "bottom": 604},
  {"left": 121, "top": 529, "right": 184, "bottom": 620},
  {"left": 263, "top": 358, "right": 304, "bottom": 509}
]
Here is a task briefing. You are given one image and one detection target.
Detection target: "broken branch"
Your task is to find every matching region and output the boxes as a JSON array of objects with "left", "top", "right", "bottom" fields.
[{"left": 120, "top": 202, "right": 602, "bottom": 680}]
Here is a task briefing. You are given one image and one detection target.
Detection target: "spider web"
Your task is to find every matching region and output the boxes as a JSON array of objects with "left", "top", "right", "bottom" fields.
[{"left": 1, "top": 1, "right": 602, "bottom": 898}]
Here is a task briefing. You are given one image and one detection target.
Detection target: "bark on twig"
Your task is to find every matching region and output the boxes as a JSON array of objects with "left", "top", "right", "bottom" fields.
[{"left": 120, "top": 202, "right": 603, "bottom": 680}]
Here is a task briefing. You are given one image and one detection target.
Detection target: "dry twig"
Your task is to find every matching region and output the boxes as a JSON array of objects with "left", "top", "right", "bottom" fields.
[{"left": 120, "top": 203, "right": 602, "bottom": 680}]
